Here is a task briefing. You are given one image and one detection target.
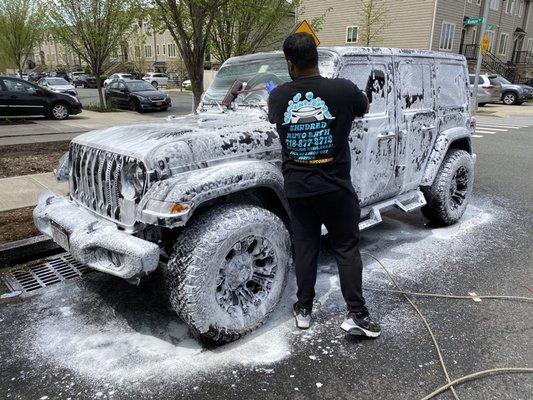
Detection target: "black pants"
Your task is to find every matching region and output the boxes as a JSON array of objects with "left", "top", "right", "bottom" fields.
[{"left": 288, "top": 189, "right": 366, "bottom": 313}]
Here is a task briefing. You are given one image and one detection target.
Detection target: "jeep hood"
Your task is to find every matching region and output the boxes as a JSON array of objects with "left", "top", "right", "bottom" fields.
[{"left": 72, "top": 111, "right": 280, "bottom": 170}]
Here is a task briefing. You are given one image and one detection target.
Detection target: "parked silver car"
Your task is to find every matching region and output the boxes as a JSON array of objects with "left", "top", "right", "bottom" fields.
[
  {"left": 37, "top": 77, "right": 78, "bottom": 97},
  {"left": 35, "top": 48, "right": 476, "bottom": 343},
  {"left": 469, "top": 74, "right": 502, "bottom": 106}
]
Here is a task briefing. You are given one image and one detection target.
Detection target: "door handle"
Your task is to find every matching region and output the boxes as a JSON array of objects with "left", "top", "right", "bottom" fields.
[{"left": 378, "top": 131, "right": 396, "bottom": 139}]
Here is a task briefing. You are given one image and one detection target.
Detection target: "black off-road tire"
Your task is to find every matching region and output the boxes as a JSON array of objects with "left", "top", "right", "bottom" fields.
[
  {"left": 421, "top": 149, "right": 474, "bottom": 226},
  {"left": 166, "top": 204, "right": 291, "bottom": 343}
]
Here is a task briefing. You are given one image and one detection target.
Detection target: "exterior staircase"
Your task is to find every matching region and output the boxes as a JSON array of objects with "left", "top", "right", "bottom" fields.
[{"left": 462, "top": 44, "right": 518, "bottom": 82}]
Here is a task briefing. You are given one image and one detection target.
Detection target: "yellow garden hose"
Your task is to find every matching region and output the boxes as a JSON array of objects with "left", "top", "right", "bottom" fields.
[{"left": 360, "top": 251, "right": 533, "bottom": 400}]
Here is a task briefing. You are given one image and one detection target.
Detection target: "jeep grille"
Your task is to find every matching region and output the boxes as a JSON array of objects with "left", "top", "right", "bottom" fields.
[{"left": 69, "top": 143, "right": 145, "bottom": 224}]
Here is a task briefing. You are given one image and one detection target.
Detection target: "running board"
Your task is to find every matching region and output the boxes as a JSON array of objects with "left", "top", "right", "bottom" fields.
[{"left": 321, "top": 190, "right": 427, "bottom": 234}]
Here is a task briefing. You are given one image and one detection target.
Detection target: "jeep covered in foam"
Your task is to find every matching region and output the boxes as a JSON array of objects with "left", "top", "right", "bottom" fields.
[{"left": 34, "top": 47, "right": 475, "bottom": 342}]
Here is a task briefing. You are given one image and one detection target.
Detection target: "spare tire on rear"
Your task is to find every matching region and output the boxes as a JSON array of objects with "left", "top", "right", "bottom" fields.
[{"left": 166, "top": 203, "right": 291, "bottom": 343}]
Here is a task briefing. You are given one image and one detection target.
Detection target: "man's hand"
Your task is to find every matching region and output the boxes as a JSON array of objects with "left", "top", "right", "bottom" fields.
[{"left": 265, "top": 80, "right": 277, "bottom": 94}]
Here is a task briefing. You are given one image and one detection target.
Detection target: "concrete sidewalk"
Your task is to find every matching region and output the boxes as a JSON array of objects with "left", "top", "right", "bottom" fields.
[
  {"left": 475, "top": 102, "right": 533, "bottom": 118},
  {"left": 0, "top": 173, "right": 67, "bottom": 212}
]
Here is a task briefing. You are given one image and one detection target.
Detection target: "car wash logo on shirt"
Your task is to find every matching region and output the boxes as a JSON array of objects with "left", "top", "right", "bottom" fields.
[
  {"left": 283, "top": 92, "right": 335, "bottom": 164},
  {"left": 283, "top": 92, "right": 334, "bottom": 125}
]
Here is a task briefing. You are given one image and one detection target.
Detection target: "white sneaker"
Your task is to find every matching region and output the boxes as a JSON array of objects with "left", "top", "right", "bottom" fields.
[{"left": 293, "top": 303, "right": 311, "bottom": 329}]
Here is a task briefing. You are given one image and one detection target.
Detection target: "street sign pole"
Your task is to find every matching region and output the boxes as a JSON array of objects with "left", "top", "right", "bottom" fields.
[{"left": 472, "top": 0, "right": 491, "bottom": 113}]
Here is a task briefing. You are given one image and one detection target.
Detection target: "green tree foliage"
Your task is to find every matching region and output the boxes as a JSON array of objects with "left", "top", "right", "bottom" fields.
[
  {"left": 359, "top": 0, "right": 389, "bottom": 46},
  {"left": 151, "top": 0, "right": 229, "bottom": 109},
  {"left": 45, "top": 0, "right": 139, "bottom": 107},
  {"left": 210, "top": 0, "right": 296, "bottom": 62},
  {"left": 0, "top": 0, "right": 43, "bottom": 77}
]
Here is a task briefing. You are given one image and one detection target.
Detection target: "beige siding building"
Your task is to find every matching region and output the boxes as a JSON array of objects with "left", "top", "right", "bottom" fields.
[{"left": 299, "top": 0, "right": 533, "bottom": 80}]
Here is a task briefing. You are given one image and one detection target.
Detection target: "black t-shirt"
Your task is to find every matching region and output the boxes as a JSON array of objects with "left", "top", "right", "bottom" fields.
[{"left": 268, "top": 75, "right": 368, "bottom": 198}]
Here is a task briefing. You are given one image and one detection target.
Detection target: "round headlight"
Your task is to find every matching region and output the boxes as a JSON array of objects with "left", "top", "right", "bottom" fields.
[{"left": 120, "top": 162, "right": 146, "bottom": 200}]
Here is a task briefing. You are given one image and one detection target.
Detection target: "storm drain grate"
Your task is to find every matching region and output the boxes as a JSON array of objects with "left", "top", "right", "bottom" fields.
[{"left": 1, "top": 253, "right": 90, "bottom": 294}]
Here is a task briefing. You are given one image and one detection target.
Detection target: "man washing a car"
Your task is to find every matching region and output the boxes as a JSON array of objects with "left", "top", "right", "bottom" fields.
[{"left": 267, "top": 32, "right": 381, "bottom": 338}]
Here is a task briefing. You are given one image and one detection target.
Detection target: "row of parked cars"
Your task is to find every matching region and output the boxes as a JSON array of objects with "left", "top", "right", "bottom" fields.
[{"left": 470, "top": 73, "right": 533, "bottom": 106}]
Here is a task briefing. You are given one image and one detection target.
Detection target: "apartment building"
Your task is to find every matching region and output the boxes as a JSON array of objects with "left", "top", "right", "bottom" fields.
[{"left": 299, "top": 0, "right": 533, "bottom": 80}]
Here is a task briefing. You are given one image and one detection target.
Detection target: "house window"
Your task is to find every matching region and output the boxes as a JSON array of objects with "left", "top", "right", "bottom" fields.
[
  {"left": 518, "top": 0, "right": 524, "bottom": 16},
  {"left": 527, "top": 38, "right": 533, "bottom": 52},
  {"left": 490, "top": 0, "right": 500, "bottom": 10},
  {"left": 476, "top": 0, "right": 481, "bottom": 5},
  {"left": 439, "top": 22, "right": 455, "bottom": 51},
  {"left": 506, "top": 0, "right": 514, "bottom": 14},
  {"left": 498, "top": 33, "right": 509, "bottom": 55},
  {"left": 144, "top": 45, "right": 152, "bottom": 58},
  {"left": 167, "top": 43, "right": 176, "bottom": 57},
  {"left": 472, "top": 26, "right": 478, "bottom": 44},
  {"left": 156, "top": 45, "right": 160, "bottom": 55},
  {"left": 163, "top": 44, "right": 166, "bottom": 55},
  {"left": 346, "top": 26, "right": 358, "bottom": 43}
]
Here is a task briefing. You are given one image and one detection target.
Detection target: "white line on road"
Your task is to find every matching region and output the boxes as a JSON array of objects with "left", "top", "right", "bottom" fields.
[
  {"left": 475, "top": 126, "right": 508, "bottom": 132},
  {"left": 475, "top": 122, "right": 527, "bottom": 128},
  {"left": 472, "top": 134, "right": 484, "bottom": 138},
  {"left": 475, "top": 130, "right": 496, "bottom": 134}
]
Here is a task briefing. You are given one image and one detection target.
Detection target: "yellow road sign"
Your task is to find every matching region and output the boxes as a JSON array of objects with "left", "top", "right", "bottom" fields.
[
  {"left": 292, "top": 19, "right": 320, "bottom": 47},
  {"left": 481, "top": 34, "right": 490, "bottom": 54}
]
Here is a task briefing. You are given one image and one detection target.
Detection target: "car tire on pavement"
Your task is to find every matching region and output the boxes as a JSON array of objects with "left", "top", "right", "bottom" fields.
[
  {"left": 129, "top": 99, "right": 139, "bottom": 112},
  {"left": 502, "top": 92, "right": 518, "bottom": 105},
  {"left": 166, "top": 203, "right": 291, "bottom": 343},
  {"left": 421, "top": 149, "right": 474, "bottom": 226},
  {"left": 49, "top": 103, "right": 70, "bottom": 120}
]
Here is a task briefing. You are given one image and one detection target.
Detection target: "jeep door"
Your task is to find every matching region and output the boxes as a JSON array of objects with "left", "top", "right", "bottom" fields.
[
  {"left": 338, "top": 55, "right": 399, "bottom": 205},
  {"left": 395, "top": 58, "right": 437, "bottom": 192}
]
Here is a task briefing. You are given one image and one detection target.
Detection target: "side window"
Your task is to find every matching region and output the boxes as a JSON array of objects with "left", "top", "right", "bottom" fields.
[
  {"left": 2, "top": 79, "right": 37, "bottom": 94},
  {"left": 436, "top": 63, "right": 468, "bottom": 108},
  {"left": 339, "top": 63, "right": 388, "bottom": 115},
  {"left": 118, "top": 83, "right": 126, "bottom": 91},
  {"left": 399, "top": 63, "right": 433, "bottom": 110},
  {"left": 109, "top": 82, "right": 118, "bottom": 90}
]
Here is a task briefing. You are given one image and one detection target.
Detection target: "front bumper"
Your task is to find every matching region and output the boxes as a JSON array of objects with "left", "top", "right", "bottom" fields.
[
  {"left": 139, "top": 100, "right": 171, "bottom": 110},
  {"left": 33, "top": 192, "right": 160, "bottom": 281}
]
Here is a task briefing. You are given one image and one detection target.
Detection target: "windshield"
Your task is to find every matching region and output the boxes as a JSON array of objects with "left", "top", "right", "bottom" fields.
[
  {"left": 126, "top": 81, "right": 157, "bottom": 91},
  {"left": 47, "top": 78, "right": 69, "bottom": 85},
  {"left": 202, "top": 52, "right": 336, "bottom": 105}
]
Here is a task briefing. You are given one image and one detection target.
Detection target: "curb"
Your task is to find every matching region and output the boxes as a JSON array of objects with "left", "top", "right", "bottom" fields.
[{"left": 0, "top": 235, "right": 60, "bottom": 268}]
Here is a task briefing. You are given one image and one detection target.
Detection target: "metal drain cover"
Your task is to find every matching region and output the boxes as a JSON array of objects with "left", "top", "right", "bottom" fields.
[{"left": 1, "top": 253, "right": 90, "bottom": 294}]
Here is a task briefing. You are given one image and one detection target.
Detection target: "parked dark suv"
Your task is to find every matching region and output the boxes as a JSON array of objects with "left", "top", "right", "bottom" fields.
[
  {"left": 0, "top": 76, "right": 82, "bottom": 120},
  {"left": 105, "top": 79, "right": 171, "bottom": 112}
]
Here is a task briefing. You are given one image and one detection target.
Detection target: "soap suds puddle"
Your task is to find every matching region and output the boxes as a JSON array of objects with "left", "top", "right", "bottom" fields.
[{"left": 9, "top": 195, "right": 507, "bottom": 389}]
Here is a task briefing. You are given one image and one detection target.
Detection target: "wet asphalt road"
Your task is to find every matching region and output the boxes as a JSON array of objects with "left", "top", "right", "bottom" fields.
[{"left": 0, "top": 115, "right": 532, "bottom": 400}]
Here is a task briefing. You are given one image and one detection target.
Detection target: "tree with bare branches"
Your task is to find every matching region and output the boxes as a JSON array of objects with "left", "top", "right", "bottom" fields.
[
  {"left": 151, "top": 0, "right": 229, "bottom": 109},
  {"left": 45, "top": 0, "right": 138, "bottom": 107},
  {"left": 359, "top": 0, "right": 389, "bottom": 46}
]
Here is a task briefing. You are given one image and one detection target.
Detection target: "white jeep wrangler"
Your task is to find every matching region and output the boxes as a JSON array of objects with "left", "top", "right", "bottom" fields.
[{"left": 34, "top": 47, "right": 475, "bottom": 342}]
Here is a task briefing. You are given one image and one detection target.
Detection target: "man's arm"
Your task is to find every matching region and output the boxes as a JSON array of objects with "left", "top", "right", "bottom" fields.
[
  {"left": 267, "top": 86, "right": 281, "bottom": 124},
  {"left": 353, "top": 90, "right": 369, "bottom": 118}
]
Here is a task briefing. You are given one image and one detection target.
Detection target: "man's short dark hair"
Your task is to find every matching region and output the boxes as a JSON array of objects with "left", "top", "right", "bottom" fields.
[{"left": 283, "top": 32, "right": 318, "bottom": 70}]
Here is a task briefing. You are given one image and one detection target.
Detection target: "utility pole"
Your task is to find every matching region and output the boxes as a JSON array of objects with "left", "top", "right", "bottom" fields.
[{"left": 472, "top": 0, "right": 491, "bottom": 112}]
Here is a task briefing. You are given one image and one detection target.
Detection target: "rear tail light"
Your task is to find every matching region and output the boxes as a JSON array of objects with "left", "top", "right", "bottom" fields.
[{"left": 482, "top": 84, "right": 495, "bottom": 89}]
